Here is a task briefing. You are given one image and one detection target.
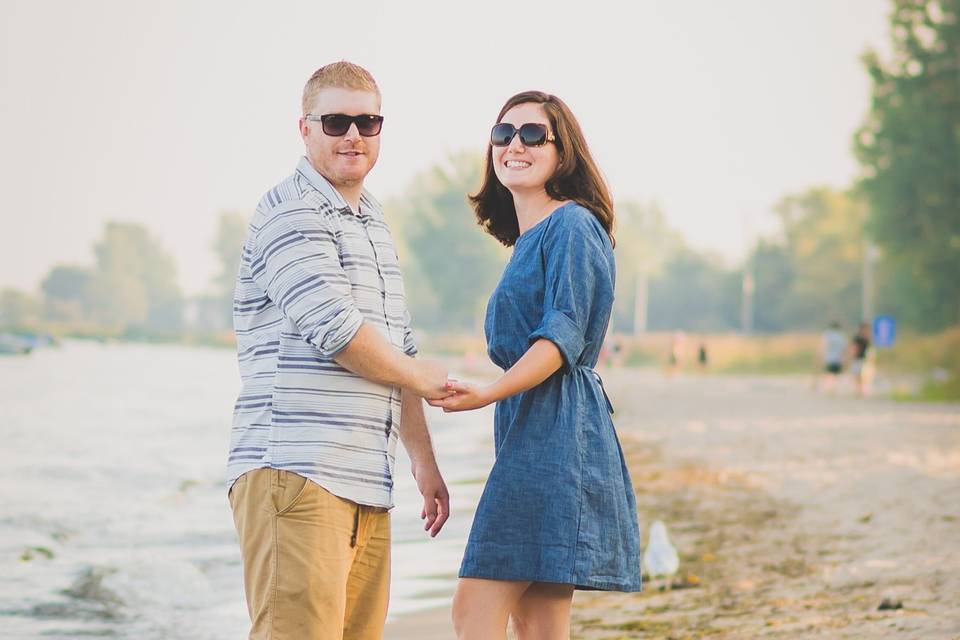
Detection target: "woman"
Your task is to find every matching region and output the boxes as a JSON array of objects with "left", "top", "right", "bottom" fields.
[{"left": 429, "top": 91, "right": 642, "bottom": 639}]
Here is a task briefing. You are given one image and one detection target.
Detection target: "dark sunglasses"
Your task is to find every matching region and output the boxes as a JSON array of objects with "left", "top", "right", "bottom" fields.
[
  {"left": 305, "top": 113, "right": 384, "bottom": 137},
  {"left": 490, "top": 122, "right": 556, "bottom": 147}
]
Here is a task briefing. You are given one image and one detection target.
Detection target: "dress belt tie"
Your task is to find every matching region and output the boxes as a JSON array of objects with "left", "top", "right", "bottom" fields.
[{"left": 579, "top": 365, "right": 614, "bottom": 414}]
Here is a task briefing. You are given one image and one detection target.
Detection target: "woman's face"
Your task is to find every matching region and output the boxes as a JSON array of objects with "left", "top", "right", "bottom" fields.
[{"left": 491, "top": 102, "right": 560, "bottom": 194}]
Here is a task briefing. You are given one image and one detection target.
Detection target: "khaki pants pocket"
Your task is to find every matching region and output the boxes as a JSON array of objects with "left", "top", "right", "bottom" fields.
[{"left": 270, "top": 469, "right": 310, "bottom": 515}]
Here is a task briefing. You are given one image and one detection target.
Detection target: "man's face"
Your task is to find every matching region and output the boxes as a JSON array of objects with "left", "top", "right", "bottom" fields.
[{"left": 299, "top": 87, "right": 381, "bottom": 189}]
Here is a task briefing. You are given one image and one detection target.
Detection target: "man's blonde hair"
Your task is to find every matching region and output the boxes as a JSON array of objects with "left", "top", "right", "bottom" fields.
[{"left": 302, "top": 61, "right": 380, "bottom": 115}]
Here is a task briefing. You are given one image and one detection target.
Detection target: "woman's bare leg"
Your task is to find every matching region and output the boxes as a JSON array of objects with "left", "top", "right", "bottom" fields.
[
  {"left": 511, "top": 582, "right": 575, "bottom": 640},
  {"left": 452, "top": 577, "right": 530, "bottom": 639}
]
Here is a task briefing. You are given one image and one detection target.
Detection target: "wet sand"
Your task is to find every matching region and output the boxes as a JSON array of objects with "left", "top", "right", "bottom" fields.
[{"left": 385, "top": 370, "right": 960, "bottom": 639}]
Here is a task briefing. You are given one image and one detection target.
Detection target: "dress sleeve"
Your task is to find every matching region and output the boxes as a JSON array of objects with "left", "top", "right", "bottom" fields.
[
  {"left": 528, "top": 209, "right": 613, "bottom": 373},
  {"left": 248, "top": 202, "right": 364, "bottom": 358}
]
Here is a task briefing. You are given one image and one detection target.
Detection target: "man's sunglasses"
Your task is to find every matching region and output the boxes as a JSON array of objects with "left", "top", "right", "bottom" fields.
[
  {"left": 490, "top": 122, "right": 556, "bottom": 147},
  {"left": 305, "top": 113, "right": 384, "bottom": 137}
]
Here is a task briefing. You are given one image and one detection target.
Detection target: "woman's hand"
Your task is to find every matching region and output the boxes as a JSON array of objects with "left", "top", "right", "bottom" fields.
[{"left": 427, "top": 380, "right": 495, "bottom": 412}]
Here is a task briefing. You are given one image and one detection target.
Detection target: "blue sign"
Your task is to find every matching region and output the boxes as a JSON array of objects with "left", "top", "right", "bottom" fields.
[{"left": 873, "top": 315, "right": 896, "bottom": 348}]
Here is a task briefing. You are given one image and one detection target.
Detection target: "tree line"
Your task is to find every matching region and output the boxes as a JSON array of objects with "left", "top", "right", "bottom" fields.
[{"left": 1, "top": 0, "right": 955, "bottom": 338}]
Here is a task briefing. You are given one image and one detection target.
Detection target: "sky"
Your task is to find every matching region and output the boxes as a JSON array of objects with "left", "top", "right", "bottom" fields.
[{"left": 0, "top": 0, "right": 891, "bottom": 295}]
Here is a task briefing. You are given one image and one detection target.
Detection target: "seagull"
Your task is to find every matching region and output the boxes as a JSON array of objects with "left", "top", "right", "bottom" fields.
[{"left": 643, "top": 520, "right": 679, "bottom": 578}]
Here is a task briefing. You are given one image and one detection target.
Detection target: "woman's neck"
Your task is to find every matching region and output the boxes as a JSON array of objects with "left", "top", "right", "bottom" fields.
[{"left": 512, "top": 189, "right": 563, "bottom": 235}]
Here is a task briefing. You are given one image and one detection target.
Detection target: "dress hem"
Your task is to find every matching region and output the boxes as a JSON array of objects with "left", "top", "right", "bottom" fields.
[{"left": 458, "top": 565, "right": 642, "bottom": 593}]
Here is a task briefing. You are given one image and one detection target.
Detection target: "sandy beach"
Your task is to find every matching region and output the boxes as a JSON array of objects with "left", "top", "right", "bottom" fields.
[{"left": 385, "top": 369, "right": 960, "bottom": 639}]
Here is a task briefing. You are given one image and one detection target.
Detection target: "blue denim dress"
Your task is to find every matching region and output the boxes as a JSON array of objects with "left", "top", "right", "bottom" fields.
[{"left": 459, "top": 203, "right": 642, "bottom": 591}]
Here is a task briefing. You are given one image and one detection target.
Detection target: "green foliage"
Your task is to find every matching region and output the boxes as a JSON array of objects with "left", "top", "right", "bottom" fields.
[
  {"left": 206, "top": 211, "right": 249, "bottom": 329},
  {"left": 40, "top": 265, "right": 91, "bottom": 323},
  {"left": 31, "top": 222, "right": 184, "bottom": 334},
  {"left": 87, "top": 222, "right": 183, "bottom": 332},
  {"left": 0, "top": 289, "right": 40, "bottom": 328},
  {"left": 647, "top": 248, "right": 741, "bottom": 331},
  {"left": 855, "top": 0, "right": 960, "bottom": 329},
  {"left": 751, "top": 240, "right": 793, "bottom": 332},
  {"left": 610, "top": 200, "right": 684, "bottom": 332},
  {"left": 212, "top": 211, "right": 248, "bottom": 298},
  {"left": 386, "top": 151, "right": 507, "bottom": 330},
  {"left": 751, "top": 187, "right": 867, "bottom": 331}
]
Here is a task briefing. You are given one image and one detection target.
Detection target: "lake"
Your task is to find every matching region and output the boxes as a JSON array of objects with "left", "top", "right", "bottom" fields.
[{"left": 0, "top": 341, "right": 493, "bottom": 639}]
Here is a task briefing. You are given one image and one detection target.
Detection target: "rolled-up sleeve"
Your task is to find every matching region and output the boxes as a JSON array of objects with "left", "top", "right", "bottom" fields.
[
  {"left": 528, "top": 211, "right": 612, "bottom": 373},
  {"left": 249, "top": 203, "right": 363, "bottom": 358},
  {"left": 402, "top": 307, "right": 418, "bottom": 357}
]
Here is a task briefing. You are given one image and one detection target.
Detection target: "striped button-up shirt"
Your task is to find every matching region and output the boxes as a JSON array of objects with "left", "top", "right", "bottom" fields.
[{"left": 227, "top": 157, "right": 417, "bottom": 508}]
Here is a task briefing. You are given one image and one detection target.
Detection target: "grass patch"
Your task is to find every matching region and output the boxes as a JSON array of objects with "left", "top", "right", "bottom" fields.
[{"left": 892, "top": 375, "right": 960, "bottom": 402}]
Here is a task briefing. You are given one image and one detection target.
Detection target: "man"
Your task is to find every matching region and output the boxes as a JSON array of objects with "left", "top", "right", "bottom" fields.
[
  {"left": 819, "top": 321, "right": 846, "bottom": 394},
  {"left": 227, "top": 61, "right": 452, "bottom": 639}
]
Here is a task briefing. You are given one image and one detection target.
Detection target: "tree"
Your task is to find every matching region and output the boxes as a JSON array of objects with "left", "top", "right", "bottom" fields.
[
  {"left": 855, "top": 0, "right": 960, "bottom": 329},
  {"left": 206, "top": 211, "right": 249, "bottom": 329},
  {"left": 387, "top": 152, "right": 508, "bottom": 331},
  {"left": 0, "top": 289, "right": 40, "bottom": 329},
  {"left": 610, "top": 200, "right": 684, "bottom": 332},
  {"left": 646, "top": 249, "right": 740, "bottom": 331},
  {"left": 40, "top": 264, "right": 91, "bottom": 323},
  {"left": 212, "top": 212, "right": 248, "bottom": 299},
  {"left": 87, "top": 222, "right": 183, "bottom": 332},
  {"left": 773, "top": 188, "right": 867, "bottom": 330},
  {"left": 750, "top": 240, "right": 794, "bottom": 332}
]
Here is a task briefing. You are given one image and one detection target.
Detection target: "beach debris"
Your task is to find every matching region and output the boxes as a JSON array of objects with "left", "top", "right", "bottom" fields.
[
  {"left": 63, "top": 567, "right": 123, "bottom": 607},
  {"left": 643, "top": 520, "right": 679, "bottom": 578},
  {"left": 878, "top": 598, "right": 903, "bottom": 611},
  {"left": 668, "top": 574, "right": 701, "bottom": 590},
  {"left": 0, "top": 333, "right": 33, "bottom": 355},
  {"left": 20, "top": 546, "right": 55, "bottom": 562}
]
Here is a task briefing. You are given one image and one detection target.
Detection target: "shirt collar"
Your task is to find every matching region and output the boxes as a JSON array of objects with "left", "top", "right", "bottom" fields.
[{"left": 295, "top": 156, "right": 381, "bottom": 215}]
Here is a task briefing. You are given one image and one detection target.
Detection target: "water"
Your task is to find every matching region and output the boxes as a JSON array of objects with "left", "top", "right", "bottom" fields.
[{"left": 0, "top": 341, "right": 493, "bottom": 639}]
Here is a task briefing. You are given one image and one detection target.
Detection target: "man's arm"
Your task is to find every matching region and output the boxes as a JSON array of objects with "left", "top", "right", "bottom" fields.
[
  {"left": 398, "top": 387, "right": 449, "bottom": 537},
  {"left": 251, "top": 208, "right": 449, "bottom": 399},
  {"left": 334, "top": 324, "right": 449, "bottom": 400}
]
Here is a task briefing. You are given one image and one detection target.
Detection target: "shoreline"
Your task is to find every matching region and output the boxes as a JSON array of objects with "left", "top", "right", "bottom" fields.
[{"left": 384, "top": 370, "right": 960, "bottom": 638}]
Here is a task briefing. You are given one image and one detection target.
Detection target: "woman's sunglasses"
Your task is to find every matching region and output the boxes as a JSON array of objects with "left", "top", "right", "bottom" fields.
[
  {"left": 305, "top": 113, "right": 384, "bottom": 137},
  {"left": 490, "top": 122, "right": 556, "bottom": 147}
]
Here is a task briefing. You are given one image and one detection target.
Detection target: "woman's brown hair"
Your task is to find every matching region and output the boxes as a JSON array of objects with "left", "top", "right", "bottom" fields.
[{"left": 469, "top": 91, "right": 615, "bottom": 248}]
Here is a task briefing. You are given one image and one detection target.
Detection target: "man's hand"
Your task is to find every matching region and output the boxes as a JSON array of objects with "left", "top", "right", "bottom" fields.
[
  {"left": 410, "top": 359, "right": 455, "bottom": 400},
  {"left": 426, "top": 380, "right": 495, "bottom": 412},
  {"left": 333, "top": 324, "right": 454, "bottom": 399},
  {"left": 412, "top": 461, "right": 449, "bottom": 537}
]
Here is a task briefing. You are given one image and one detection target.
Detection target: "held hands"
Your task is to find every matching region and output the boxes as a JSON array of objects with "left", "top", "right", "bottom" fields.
[
  {"left": 427, "top": 379, "right": 495, "bottom": 412},
  {"left": 412, "top": 360, "right": 457, "bottom": 400}
]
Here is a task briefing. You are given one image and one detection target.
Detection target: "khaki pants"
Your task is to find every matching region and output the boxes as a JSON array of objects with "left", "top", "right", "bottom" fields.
[{"left": 229, "top": 468, "right": 391, "bottom": 639}]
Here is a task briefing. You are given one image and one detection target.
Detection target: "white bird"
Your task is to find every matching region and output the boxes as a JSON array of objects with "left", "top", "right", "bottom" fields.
[{"left": 642, "top": 520, "right": 679, "bottom": 578}]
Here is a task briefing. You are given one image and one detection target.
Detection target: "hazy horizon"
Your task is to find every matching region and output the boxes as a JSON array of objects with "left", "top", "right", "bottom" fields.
[{"left": 2, "top": 0, "right": 890, "bottom": 295}]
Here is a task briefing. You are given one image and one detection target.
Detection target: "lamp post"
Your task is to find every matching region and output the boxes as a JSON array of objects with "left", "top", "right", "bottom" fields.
[
  {"left": 741, "top": 259, "right": 754, "bottom": 335},
  {"left": 862, "top": 240, "right": 879, "bottom": 321},
  {"left": 634, "top": 266, "right": 648, "bottom": 336}
]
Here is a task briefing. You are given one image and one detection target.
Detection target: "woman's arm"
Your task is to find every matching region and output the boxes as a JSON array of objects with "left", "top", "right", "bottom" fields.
[{"left": 427, "top": 339, "right": 563, "bottom": 412}]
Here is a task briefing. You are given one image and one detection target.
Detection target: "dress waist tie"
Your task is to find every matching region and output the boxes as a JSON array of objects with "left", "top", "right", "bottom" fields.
[{"left": 579, "top": 364, "right": 614, "bottom": 414}]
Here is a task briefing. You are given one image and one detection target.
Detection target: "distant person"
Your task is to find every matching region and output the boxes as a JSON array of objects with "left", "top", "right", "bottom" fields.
[
  {"left": 850, "top": 322, "right": 872, "bottom": 396},
  {"left": 226, "top": 61, "right": 453, "bottom": 640},
  {"left": 611, "top": 334, "right": 626, "bottom": 367},
  {"left": 600, "top": 332, "right": 625, "bottom": 368},
  {"left": 819, "top": 321, "right": 846, "bottom": 393},
  {"left": 429, "top": 91, "right": 641, "bottom": 638},
  {"left": 697, "top": 339, "right": 709, "bottom": 371},
  {"left": 667, "top": 331, "right": 685, "bottom": 376}
]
